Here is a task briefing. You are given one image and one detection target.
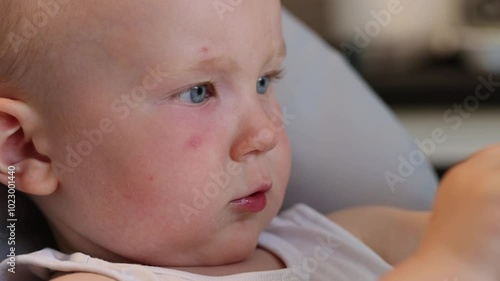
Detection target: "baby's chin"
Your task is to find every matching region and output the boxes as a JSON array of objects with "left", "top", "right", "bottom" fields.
[
  {"left": 120, "top": 218, "right": 268, "bottom": 268},
  {"left": 135, "top": 235, "right": 260, "bottom": 269},
  {"left": 203, "top": 240, "right": 260, "bottom": 267},
  {"left": 192, "top": 229, "right": 264, "bottom": 266}
]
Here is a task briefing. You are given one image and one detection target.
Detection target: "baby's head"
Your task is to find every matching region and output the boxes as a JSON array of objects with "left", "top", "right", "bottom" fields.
[{"left": 0, "top": 0, "right": 290, "bottom": 267}]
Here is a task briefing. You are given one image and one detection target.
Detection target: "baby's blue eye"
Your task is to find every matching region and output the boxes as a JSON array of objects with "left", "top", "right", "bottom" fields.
[
  {"left": 256, "top": 76, "right": 271, "bottom": 94},
  {"left": 179, "top": 85, "right": 209, "bottom": 104}
]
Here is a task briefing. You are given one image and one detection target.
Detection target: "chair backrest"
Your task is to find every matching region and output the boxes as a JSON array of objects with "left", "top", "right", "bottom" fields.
[{"left": 277, "top": 9, "right": 438, "bottom": 213}]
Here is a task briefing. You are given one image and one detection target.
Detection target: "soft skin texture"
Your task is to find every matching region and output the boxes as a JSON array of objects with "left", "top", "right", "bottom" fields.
[{"left": 1, "top": 0, "right": 290, "bottom": 268}]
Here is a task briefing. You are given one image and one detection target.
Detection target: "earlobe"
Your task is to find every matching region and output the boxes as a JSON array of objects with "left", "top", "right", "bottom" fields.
[{"left": 0, "top": 98, "right": 58, "bottom": 196}]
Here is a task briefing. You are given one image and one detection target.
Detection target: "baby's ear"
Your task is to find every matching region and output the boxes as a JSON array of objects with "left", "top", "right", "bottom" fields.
[{"left": 0, "top": 97, "right": 58, "bottom": 195}]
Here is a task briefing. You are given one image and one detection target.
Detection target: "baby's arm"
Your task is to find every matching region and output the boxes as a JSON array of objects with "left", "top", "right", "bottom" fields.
[
  {"left": 329, "top": 206, "right": 486, "bottom": 280},
  {"left": 328, "top": 206, "right": 428, "bottom": 266},
  {"left": 333, "top": 145, "right": 500, "bottom": 281}
]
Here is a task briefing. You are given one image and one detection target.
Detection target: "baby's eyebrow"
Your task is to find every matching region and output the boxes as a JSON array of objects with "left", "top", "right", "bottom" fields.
[
  {"left": 141, "top": 40, "right": 288, "bottom": 84},
  {"left": 262, "top": 40, "right": 287, "bottom": 67},
  {"left": 188, "top": 55, "right": 240, "bottom": 74},
  {"left": 178, "top": 41, "right": 286, "bottom": 75},
  {"left": 136, "top": 56, "right": 236, "bottom": 86},
  {"left": 275, "top": 41, "right": 287, "bottom": 59}
]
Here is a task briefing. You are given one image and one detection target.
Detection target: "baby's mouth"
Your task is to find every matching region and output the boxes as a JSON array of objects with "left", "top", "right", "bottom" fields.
[{"left": 229, "top": 183, "right": 272, "bottom": 213}]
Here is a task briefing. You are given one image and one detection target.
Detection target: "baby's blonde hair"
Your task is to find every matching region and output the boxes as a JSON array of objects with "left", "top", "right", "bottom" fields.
[{"left": 0, "top": 0, "right": 55, "bottom": 100}]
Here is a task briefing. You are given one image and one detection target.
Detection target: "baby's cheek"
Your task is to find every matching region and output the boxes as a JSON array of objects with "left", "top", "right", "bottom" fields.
[
  {"left": 114, "top": 181, "right": 186, "bottom": 229},
  {"left": 273, "top": 127, "right": 291, "bottom": 187},
  {"left": 185, "top": 135, "right": 204, "bottom": 150}
]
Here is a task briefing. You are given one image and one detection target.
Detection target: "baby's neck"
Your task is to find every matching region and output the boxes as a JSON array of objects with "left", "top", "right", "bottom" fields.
[{"left": 171, "top": 247, "right": 286, "bottom": 276}]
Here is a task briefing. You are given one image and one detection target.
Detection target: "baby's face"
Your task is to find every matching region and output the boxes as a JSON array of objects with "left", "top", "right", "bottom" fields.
[{"left": 35, "top": 0, "right": 289, "bottom": 266}]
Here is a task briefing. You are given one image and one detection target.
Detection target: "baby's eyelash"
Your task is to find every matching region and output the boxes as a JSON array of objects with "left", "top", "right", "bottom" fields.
[
  {"left": 158, "top": 69, "right": 285, "bottom": 105},
  {"left": 269, "top": 68, "right": 285, "bottom": 81}
]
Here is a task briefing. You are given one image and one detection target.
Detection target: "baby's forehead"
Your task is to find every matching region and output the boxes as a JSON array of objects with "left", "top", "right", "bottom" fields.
[
  {"left": 56, "top": 2, "right": 156, "bottom": 62},
  {"left": 40, "top": 0, "right": 284, "bottom": 100},
  {"left": 62, "top": 1, "right": 282, "bottom": 63}
]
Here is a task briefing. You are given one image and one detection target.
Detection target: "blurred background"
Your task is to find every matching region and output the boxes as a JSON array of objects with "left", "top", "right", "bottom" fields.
[{"left": 283, "top": 0, "right": 500, "bottom": 176}]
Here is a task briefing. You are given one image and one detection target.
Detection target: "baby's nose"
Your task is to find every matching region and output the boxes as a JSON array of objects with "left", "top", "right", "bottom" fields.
[{"left": 229, "top": 102, "right": 280, "bottom": 162}]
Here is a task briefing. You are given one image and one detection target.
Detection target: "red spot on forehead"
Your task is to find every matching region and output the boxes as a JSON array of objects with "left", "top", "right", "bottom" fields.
[{"left": 200, "top": 46, "right": 209, "bottom": 53}]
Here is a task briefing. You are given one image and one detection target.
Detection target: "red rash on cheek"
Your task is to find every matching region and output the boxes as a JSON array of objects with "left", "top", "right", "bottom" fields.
[
  {"left": 186, "top": 135, "right": 203, "bottom": 150},
  {"left": 122, "top": 189, "right": 140, "bottom": 201}
]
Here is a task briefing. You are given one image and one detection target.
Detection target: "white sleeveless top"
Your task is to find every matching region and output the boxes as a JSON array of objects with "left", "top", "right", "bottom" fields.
[{"left": 0, "top": 204, "right": 392, "bottom": 281}]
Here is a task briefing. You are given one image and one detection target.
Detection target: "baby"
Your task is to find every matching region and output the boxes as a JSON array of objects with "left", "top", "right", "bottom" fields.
[{"left": 1, "top": 0, "right": 500, "bottom": 280}]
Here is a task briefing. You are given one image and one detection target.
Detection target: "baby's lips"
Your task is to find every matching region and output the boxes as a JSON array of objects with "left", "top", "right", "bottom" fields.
[{"left": 229, "top": 191, "right": 268, "bottom": 213}]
